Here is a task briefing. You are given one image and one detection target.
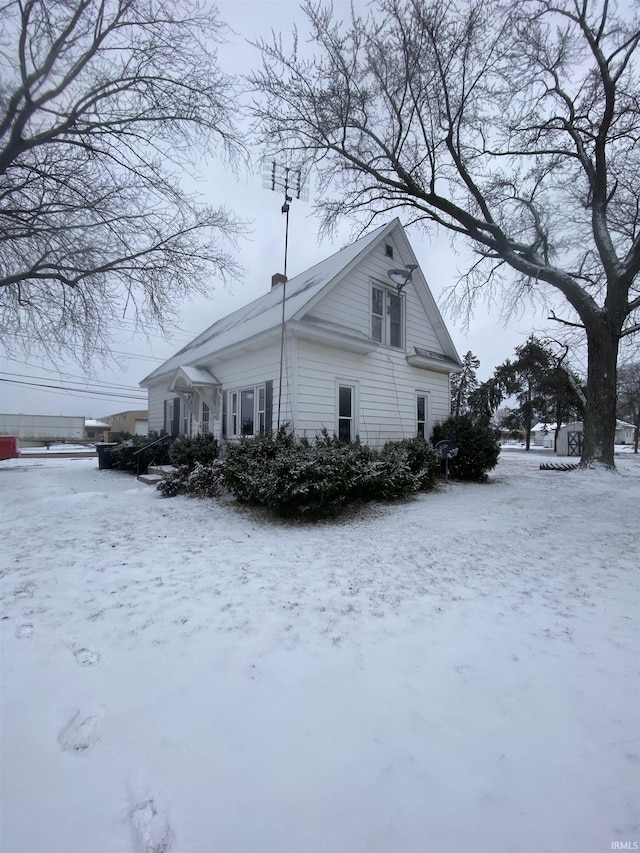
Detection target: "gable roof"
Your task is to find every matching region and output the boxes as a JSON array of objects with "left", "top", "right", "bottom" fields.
[{"left": 142, "top": 219, "right": 459, "bottom": 384}]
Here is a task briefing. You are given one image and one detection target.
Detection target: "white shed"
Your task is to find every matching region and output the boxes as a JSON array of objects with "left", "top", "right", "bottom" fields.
[
  {"left": 555, "top": 422, "right": 584, "bottom": 457},
  {"left": 556, "top": 419, "right": 637, "bottom": 456}
]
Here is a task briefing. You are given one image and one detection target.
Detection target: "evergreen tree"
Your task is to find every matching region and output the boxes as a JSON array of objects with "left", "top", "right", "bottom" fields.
[
  {"left": 450, "top": 351, "right": 480, "bottom": 416},
  {"left": 467, "top": 337, "right": 583, "bottom": 446}
]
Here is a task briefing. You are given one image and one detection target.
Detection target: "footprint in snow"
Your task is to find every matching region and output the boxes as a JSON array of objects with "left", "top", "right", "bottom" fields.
[
  {"left": 15, "top": 623, "right": 34, "bottom": 639},
  {"left": 73, "top": 646, "right": 100, "bottom": 667},
  {"left": 130, "top": 798, "right": 173, "bottom": 853},
  {"left": 58, "top": 711, "right": 102, "bottom": 754}
]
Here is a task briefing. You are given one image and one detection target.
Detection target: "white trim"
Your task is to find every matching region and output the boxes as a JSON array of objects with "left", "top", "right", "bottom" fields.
[
  {"left": 226, "top": 384, "right": 267, "bottom": 438},
  {"left": 370, "top": 280, "right": 405, "bottom": 350},
  {"left": 289, "top": 318, "right": 376, "bottom": 354},
  {"left": 406, "top": 353, "right": 459, "bottom": 373},
  {"left": 416, "top": 390, "right": 431, "bottom": 439},
  {"left": 335, "top": 379, "right": 359, "bottom": 442}
]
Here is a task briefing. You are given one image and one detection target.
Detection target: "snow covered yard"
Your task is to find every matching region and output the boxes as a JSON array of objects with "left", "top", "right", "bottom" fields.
[{"left": 1, "top": 451, "right": 638, "bottom": 853}]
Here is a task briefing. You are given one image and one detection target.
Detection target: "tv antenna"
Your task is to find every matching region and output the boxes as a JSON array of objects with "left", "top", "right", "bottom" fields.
[
  {"left": 261, "top": 157, "right": 309, "bottom": 278},
  {"left": 261, "top": 156, "right": 309, "bottom": 429}
]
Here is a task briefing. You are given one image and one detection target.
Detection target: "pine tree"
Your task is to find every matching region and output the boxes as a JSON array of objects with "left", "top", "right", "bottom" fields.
[{"left": 450, "top": 352, "right": 480, "bottom": 416}]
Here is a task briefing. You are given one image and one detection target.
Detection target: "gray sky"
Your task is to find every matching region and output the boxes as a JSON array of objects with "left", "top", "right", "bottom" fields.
[{"left": 0, "top": 0, "right": 560, "bottom": 419}]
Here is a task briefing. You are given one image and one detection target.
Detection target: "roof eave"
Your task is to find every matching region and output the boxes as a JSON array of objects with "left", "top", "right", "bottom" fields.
[
  {"left": 289, "top": 319, "right": 377, "bottom": 354},
  {"left": 406, "top": 353, "right": 462, "bottom": 374}
]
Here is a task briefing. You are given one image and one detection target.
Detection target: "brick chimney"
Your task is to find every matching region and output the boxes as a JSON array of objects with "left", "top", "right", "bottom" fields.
[{"left": 271, "top": 273, "right": 287, "bottom": 289}]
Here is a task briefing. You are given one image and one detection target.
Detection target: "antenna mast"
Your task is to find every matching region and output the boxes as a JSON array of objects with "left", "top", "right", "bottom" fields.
[{"left": 261, "top": 157, "right": 309, "bottom": 430}]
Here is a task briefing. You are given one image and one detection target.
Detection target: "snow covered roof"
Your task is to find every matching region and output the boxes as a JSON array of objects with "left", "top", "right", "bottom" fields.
[
  {"left": 531, "top": 422, "right": 556, "bottom": 433},
  {"left": 85, "top": 419, "right": 110, "bottom": 428},
  {"left": 170, "top": 365, "right": 220, "bottom": 388},
  {"left": 142, "top": 221, "right": 398, "bottom": 384},
  {"left": 142, "top": 218, "right": 461, "bottom": 384}
]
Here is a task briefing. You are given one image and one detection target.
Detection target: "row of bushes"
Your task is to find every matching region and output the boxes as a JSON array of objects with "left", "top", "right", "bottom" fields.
[
  {"left": 109, "top": 432, "right": 219, "bottom": 474},
  {"left": 214, "top": 429, "right": 440, "bottom": 518},
  {"left": 134, "top": 417, "right": 500, "bottom": 519}
]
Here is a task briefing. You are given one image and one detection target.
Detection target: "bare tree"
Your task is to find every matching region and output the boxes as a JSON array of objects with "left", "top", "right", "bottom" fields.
[
  {"left": 250, "top": 0, "right": 640, "bottom": 468},
  {"left": 0, "top": 0, "right": 245, "bottom": 362}
]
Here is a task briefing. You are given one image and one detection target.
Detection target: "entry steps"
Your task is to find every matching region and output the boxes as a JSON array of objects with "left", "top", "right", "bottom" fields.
[{"left": 138, "top": 464, "right": 176, "bottom": 486}]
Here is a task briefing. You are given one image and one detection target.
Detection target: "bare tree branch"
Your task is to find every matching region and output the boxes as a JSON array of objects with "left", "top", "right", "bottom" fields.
[
  {"left": 0, "top": 0, "right": 247, "bottom": 363},
  {"left": 249, "top": 0, "right": 640, "bottom": 467}
]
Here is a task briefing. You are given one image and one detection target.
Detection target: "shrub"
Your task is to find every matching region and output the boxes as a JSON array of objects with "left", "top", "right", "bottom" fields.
[
  {"left": 110, "top": 432, "right": 173, "bottom": 474},
  {"left": 222, "top": 429, "right": 427, "bottom": 519},
  {"left": 157, "top": 461, "right": 224, "bottom": 499},
  {"left": 382, "top": 436, "right": 440, "bottom": 490},
  {"left": 168, "top": 433, "right": 219, "bottom": 467},
  {"left": 431, "top": 416, "right": 500, "bottom": 482}
]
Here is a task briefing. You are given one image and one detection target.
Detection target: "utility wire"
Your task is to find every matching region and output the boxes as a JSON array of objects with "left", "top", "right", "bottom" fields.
[
  {"left": 0, "top": 370, "right": 142, "bottom": 392},
  {"left": 0, "top": 377, "right": 147, "bottom": 400}
]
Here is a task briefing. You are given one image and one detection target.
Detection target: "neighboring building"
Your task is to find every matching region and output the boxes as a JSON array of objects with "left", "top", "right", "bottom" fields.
[
  {"left": 615, "top": 419, "right": 637, "bottom": 445},
  {"left": 556, "top": 421, "right": 583, "bottom": 457},
  {"left": 141, "top": 219, "right": 462, "bottom": 448},
  {"left": 531, "top": 422, "right": 556, "bottom": 449},
  {"left": 556, "top": 419, "right": 638, "bottom": 456},
  {"left": 0, "top": 413, "right": 84, "bottom": 446},
  {"left": 84, "top": 419, "right": 111, "bottom": 442},
  {"left": 100, "top": 410, "right": 149, "bottom": 436}
]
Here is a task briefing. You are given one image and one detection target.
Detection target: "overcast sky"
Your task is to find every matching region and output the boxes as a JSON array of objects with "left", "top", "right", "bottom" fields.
[{"left": 0, "top": 0, "right": 564, "bottom": 420}]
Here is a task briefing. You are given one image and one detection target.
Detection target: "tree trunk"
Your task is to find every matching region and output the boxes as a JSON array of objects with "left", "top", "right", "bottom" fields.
[{"left": 581, "top": 323, "right": 620, "bottom": 468}]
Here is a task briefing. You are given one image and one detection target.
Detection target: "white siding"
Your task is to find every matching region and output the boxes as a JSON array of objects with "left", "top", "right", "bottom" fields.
[
  {"left": 295, "top": 339, "right": 450, "bottom": 448},
  {"left": 144, "top": 222, "right": 457, "bottom": 448},
  {"left": 291, "top": 238, "right": 452, "bottom": 447},
  {"left": 308, "top": 241, "right": 443, "bottom": 354},
  {"left": 147, "top": 338, "right": 296, "bottom": 438},
  {"left": 147, "top": 383, "right": 168, "bottom": 433},
  {"left": 209, "top": 340, "right": 289, "bottom": 436}
]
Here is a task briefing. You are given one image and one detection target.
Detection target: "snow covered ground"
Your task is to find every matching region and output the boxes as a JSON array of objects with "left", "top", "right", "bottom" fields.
[{"left": 1, "top": 450, "right": 638, "bottom": 853}]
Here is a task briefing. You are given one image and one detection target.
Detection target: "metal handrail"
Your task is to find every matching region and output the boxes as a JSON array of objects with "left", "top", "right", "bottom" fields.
[
  {"left": 132, "top": 433, "right": 172, "bottom": 477},
  {"left": 132, "top": 433, "right": 171, "bottom": 455}
]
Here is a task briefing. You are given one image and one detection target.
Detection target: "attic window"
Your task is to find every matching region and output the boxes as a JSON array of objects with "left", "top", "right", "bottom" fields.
[
  {"left": 385, "top": 244, "right": 394, "bottom": 258},
  {"left": 372, "top": 284, "right": 404, "bottom": 348}
]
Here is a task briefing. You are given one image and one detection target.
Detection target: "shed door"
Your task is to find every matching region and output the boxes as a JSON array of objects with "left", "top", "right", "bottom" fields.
[{"left": 567, "top": 431, "right": 583, "bottom": 457}]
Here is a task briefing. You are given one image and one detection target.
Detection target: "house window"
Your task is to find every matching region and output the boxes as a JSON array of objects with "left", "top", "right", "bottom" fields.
[
  {"left": 416, "top": 393, "right": 429, "bottom": 439},
  {"left": 257, "top": 387, "right": 266, "bottom": 434},
  {"left": 371, "top": 284, "right": 403, "bottom": 348},
  {"left": 240, "top": 389, "right": 254, "bottom": 435},
  {"left": 337, "top": 382, "right": 357, "bottom": 443},
  {"left": 231, "top": 392, "right": 238, "bottom": 435},
  {"left": 227, "top": 385, "right": 266, "bottom": 437},
  {"left": 200, "top": 402, "right": 210, "bottom": 434},
  {"left": 385, "top": 243, "right": 394, "bottom": 258}
]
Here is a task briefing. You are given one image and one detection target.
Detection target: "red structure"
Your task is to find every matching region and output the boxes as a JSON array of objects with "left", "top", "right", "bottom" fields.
[{"left": 0, "top": 436, "right": 20, "bottom": 460}]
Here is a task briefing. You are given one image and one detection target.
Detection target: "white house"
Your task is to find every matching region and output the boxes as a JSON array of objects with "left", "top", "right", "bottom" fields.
[
  {"left": 531, "top": 422, "right": 556, "bottom": 449},
  {"left": 615, "top": 420, "right": 637, "bottom": 445},
  {"left": 141, "top": 220, "right": 462, "bottom": 448}
]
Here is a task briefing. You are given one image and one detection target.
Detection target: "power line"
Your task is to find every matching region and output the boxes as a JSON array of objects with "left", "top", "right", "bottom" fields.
[
  {"left": 0, "top": 370, "right": 142, "bottom": 393},
  {"left": 0, "top": 377, "right": 147, "bottom": 400}
]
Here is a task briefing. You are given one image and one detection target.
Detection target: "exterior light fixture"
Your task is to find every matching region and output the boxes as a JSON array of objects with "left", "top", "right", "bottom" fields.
[{"left": 387, "top": 263, "right": 418, "bottom": 294}]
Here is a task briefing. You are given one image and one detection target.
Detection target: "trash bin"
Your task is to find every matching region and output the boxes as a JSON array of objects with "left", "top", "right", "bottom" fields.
[{"left": 96, "top": 442, "right": 118, "bottom": 470}]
